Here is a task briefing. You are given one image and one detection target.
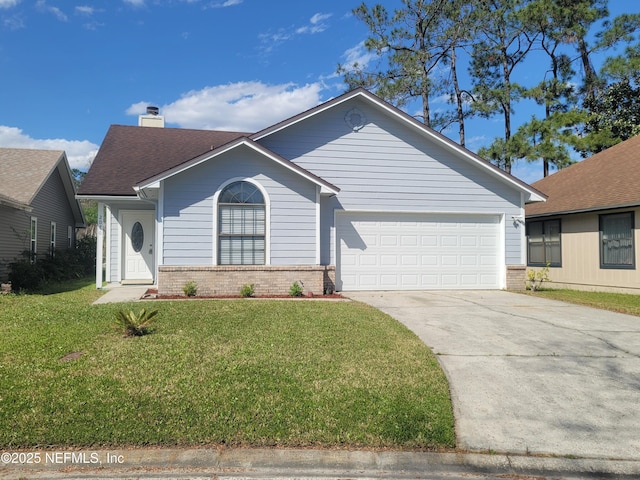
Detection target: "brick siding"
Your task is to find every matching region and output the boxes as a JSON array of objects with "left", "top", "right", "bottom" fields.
[
  {"left": 158, "top": 265, "right": 336, "bottom": 297},
  {"left": 506, "top": 265, "right": 527, "bottom": 291}
]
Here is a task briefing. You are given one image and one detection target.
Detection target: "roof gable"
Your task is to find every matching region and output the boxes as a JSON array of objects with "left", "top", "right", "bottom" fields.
[
  {"left": 136, "top": 137, "right": 340, "bottom": 195},
  {"left": 526, "top": 134, "right": 640, "bottom": 217},
  {"left": 0, "top": 148, "right": 64, "bottom": 205},
  {"left": 252, "top": 88, "right": 545, "bottom": 203},
  {"left": 0, "top": 148, "right": 84, "bottom": 225}
]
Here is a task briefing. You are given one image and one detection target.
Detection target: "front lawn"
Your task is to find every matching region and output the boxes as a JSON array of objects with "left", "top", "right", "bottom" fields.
[
  {"left": 528, "top": 289, "right": 640, "bottom": 316},
  {"left": 0, "top": 282, "right": 454, "bottom": 449}
]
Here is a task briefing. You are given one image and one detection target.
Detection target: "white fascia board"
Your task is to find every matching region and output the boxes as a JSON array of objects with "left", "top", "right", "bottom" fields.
[{"left": 75, "top": 194, "right": 143, "bottom": 202}]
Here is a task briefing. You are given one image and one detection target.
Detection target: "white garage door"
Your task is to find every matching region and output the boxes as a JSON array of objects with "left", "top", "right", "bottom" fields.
[{"left": 337, "top": 212, "right": 501, "bottom": 291}]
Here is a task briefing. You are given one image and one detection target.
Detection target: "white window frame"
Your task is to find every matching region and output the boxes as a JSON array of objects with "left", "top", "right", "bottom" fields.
[
  {"left": 212, "top": 178, "right": 270, "bottom": 266},
  {"left": 30, "top": 217, "right": 37, "bottom": 262},
  {"left": 50, "top": 222, "right": 56, "bottom": 258}
]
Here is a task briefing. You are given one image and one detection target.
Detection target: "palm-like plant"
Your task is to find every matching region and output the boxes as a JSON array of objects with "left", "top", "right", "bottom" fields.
[{"left": 114, "top": 308, "right": 158, "bottom": 336}]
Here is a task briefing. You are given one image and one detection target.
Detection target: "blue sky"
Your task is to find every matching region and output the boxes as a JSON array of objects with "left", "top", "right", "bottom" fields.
[{"left": 0, "top": 0, "right": 638, "bottom": 184}]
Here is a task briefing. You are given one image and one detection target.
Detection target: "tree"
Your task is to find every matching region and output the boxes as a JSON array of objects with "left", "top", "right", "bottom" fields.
[
  {"left": 578, "top": 77, "right": 640, "bottom": 155},
  {"left": 511, "top": 0, "right": 581, "bottom": 176},
  {"left": 338, "top": 0, "right": 478, "bottom": 145},
  {"left": 433, "top": 0, "right": 476, "bottom": 146},
  {"left": 338, "top": 1, "right": 451, "bottom": 129},
  {"left": 470, "top": 0, "right": 537, "bottom": 173}
]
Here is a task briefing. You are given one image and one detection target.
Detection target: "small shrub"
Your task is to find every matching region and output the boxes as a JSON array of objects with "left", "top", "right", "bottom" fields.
[
  {"left": 182, "top": 281, "right": 198, "bottom": 297},
  {"left": 114, "top": 308, "right": 158, "bottom": 337},
  {"left": 8, "top": 255, "right": 44, "bottom": 292},
  {"left": 240, "top": 283, "right": 255, "bottom": 298},
  {"left": 289, "top": 280, "right": 304, "bottom": 297},
  {"left": 526, "top": 264, "right": 550, "bottom": 291},
  {"left": 7, "top": 237, "right": 96, "bottom": 293}
]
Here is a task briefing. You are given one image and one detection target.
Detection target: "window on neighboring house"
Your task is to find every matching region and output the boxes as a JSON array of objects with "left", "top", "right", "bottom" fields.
[
  {"left": 30, "top": 217, "right": 37, "bottom": 262},
  {"left": 68, "top": 225, "right": 73, "bottom": 248},
  {"left": 600, "top": 212, "right": 635, "bottom": 269},
  {"left": 50, "top": 222, "right": 56, "bottom": 258},
  {"left": 527, "top": 219, "right": 561, "bottom": 266},
  {"left": 218, "top": 181, "right": 265, "bottom": 265}
]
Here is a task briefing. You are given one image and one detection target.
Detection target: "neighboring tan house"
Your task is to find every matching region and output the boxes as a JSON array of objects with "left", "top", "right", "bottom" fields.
[
  {"left": 525, "top": 135, "right": 640, "bottom": 293},
  {"left": 77, "top": 88, "right": 545, "bottom": 296},
  {"left": 0, "top": 148, "right": 85, "bottom": 282}
]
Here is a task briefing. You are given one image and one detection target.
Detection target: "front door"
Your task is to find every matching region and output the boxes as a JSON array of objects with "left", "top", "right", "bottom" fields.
[{"left": 122, "top": 211, "right": 154, "bottom": 283}]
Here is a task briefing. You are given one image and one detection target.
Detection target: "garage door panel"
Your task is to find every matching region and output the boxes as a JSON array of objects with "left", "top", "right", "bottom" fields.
[{"left": 337, "top": 213, "right": 501, "bottom": 291}]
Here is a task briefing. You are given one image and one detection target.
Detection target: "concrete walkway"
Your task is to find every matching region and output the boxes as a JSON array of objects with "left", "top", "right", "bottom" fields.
[
  {"left": 345, "top": 290, "right": 640, "bottom": 462},
  {"left": 92, "top": 284, "right": 152, "bottom": 304}
]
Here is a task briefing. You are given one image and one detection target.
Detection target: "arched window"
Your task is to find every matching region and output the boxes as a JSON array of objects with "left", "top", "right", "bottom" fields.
[{"left": 218, "top": 181, "right": 265, "bottom": 265}]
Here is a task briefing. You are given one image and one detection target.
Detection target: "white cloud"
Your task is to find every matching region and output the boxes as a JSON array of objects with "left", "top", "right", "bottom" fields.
[
  {"left": 122, "top": 0, "right": 145, "bottom": 7},
  {"left": 2, "top": 14, "right": 24, "bottom": 29},
  {"left": 0, "top": 126, "right": 99, "bottom": 170},
  {"left": 296, "top": 12, "right": 332, "bottom": 34},
  {"left": 35, "top": 1, "right": 67, "bottom": 21},
  {"left": 75, "top": 5, "right": 95, "bottom": 15},
  {"left": 341, "top": 41, "right": 377, "bottom": 72},
  {"left": 206, "top": 0, "right": 242, "bottom": 8},
  {"left": 128, "top": 82, "right": 325, "bottom": 132},
  {"left": 0, "top": 0, "right": 19, "bottom": 8},
  {"left": 261, "top": 12, "right": 333, "bottom": 54}
]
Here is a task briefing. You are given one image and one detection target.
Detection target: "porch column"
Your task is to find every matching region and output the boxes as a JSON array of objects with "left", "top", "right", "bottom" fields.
[{"left": 96, "top": 202, "right": 104, "bottom": 289}]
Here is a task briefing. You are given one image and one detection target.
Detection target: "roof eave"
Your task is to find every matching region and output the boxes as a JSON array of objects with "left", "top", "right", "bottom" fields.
[
  {"left": 526, "top": 201, "right": 640, "bottom": 218},
  {"left": 0, "top": 195, "right": 31, "bottom": 212}
]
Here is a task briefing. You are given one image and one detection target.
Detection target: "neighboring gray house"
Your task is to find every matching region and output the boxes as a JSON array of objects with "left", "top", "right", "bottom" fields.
[
  {"left": 77, "top": 88, "right": 545, "bottom": 295},
  {"left": 0, "top": 148, "right": 85, "bottom": 281}
]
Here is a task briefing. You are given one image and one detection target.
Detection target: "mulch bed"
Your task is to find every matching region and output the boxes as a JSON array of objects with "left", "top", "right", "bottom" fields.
[{"left": 142, "top": 288, "right": 345, "bottom": 301}]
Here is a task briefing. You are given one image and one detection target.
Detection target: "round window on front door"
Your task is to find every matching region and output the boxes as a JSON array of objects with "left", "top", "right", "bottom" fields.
[{"left": 131, "top": 221, "right": 144, "bottom": 253}]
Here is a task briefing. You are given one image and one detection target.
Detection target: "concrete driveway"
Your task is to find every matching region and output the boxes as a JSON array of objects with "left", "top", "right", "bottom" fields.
[{"left": 345, "top": 290, "right": 640, "bottom": 461}]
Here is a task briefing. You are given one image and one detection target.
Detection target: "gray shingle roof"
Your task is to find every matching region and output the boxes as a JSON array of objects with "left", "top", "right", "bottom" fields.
[{"left": 0, "top": 148, "right": 65, "bottom": 205}]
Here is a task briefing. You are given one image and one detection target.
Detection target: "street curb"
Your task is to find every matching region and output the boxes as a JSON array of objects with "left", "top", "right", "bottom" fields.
[{"left": 2, "top": 447, "right": 640, "bottom": 479}]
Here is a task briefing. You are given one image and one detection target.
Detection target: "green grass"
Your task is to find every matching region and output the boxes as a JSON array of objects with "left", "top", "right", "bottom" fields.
[
  {"left": 0, "top": 281, "right": 454, "bottom": 450},
  {"left": 526, "top": 289, "right": 640, "bottom": 316}
]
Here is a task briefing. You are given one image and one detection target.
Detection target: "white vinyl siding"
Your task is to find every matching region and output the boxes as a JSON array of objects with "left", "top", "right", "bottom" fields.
[{"left": 161, "top": 145, "right": 317, "bottom": 266}]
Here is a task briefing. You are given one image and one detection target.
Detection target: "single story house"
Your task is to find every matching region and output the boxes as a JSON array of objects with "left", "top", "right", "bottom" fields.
[
  {"left": 77, "top": 88, "right": 544, "bottom": 295},
  {"left": 525, "top": 134, "right": 640, "bottom": 293},
  {"left": 0, "top": 148, "right": 85, "bottom": 281}
]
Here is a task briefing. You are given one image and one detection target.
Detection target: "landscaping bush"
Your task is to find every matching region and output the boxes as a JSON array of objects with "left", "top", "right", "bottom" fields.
[
  {"left": 7, "top": 237, "right": 96, "bottom": 292},
  {"left": 289, "top": 280, "right": 304, "bottom": 297},
  {"left": 182, "top": 281, "right": 198, "bottom": 297},
  {"left": 240, "top": 283, "right": 255, "bottom": 297}
]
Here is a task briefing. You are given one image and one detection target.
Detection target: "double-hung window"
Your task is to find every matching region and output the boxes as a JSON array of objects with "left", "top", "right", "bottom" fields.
[
  {"left": 218, "top": 181, "right": 265, "bottom": 265},
  {"left": 600, "top": 212, "right": 635, "bottom": 269},
  {"left": 527, "top": 219, "right": 561, "bottom": 266}
]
